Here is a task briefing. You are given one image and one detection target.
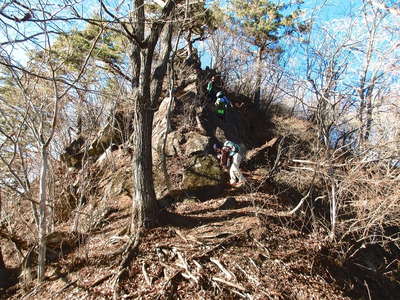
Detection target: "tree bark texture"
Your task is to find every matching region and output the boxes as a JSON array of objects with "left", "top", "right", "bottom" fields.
[
  {"left": 37, "top": 146, "right": 48, "bottom": 282},
  {"left": 253, "top": 46, "right": 264, "bottom": 109},
  {"left": 0, "top": 188, "right": 4, "bottom": 269},
  {"left": 129, "top": 0, "right": 179, "bottom": 231},
  {"left": 131, "top": 96, "right": 158, "bottom": 231}
]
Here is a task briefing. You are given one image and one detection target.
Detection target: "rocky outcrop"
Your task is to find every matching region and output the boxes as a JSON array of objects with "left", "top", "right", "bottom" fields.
[
  {"left": 60, "top": 136, "right": 85, "bottom": 168},
  {"left": 152, "top": 97, "right": 177, "bottom": 161},
  {"left": 184, "top": 132, "right": 211, "bottom": 156},
  {"left": 61, "top": 110, "right": 131, "bottom": 168}
]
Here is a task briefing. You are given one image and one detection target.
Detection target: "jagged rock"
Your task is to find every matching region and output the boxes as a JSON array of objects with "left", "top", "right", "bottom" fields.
[
  {"left": 61, "top": 110, "right": 131, "bottom": 168},
  {"left": 152, "top": 97, "right": 177, "bottom": 161},
  {"left": 45, "top": 231, "right": 83, "bottom": 252},
  {"left": 97, "top": 161, "right": 132, "bottom": 199},
  {"left": 165, "top": 131, "right": 184, "bottom": 156},
  {"left": 153, "top": 129, "right": 184, "bottom": 161},
  {"left": 184, "top": 132, "right": 210, "bottom": 156},
  {"left": 181, "top": 154, "right": 225, "bottom": 199},
  {"left": 94, "top": 144, "right": 119, "bottom": 167},
  {"left": 87, "top": 121, "right": 123, "bottom": 158},
  {"left": 215, "top": 127, "right": 227, "bottom": 141},
  {"left": 349, "top": 243, "right": 388, "bottom": 273},
  {"left": 60, "top": 136, "right": 85, "bottom": 168},
  {"left": 182, "top": 196, "right": 200, "bottom": 204}
]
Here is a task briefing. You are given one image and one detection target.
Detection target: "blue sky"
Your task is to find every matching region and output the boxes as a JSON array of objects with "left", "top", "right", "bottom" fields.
[{"left": 199, "top": 0, "right": 365, "bottom": 68}]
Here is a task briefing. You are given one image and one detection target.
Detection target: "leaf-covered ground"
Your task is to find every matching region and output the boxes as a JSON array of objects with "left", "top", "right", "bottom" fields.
[{"left": 4, "top": 174, "right": 387, "bottom": 300}]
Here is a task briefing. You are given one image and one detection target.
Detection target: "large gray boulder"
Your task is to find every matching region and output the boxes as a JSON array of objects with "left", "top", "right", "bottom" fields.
[{"left": 184, "top": 131, "right": 211, "bottom": 156}]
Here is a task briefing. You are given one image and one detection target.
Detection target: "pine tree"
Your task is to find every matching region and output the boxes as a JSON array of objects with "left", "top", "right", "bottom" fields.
[{"left": 227, "top": 0, "right": 308, "bottom": 108}]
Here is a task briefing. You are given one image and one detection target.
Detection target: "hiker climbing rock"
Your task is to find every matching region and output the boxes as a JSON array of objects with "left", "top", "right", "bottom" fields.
[
  {"left": 207, "top": 75, "right": 219, "bottom": 101},
  {"left": 214, "top": 91, "right": 232, "bottom": 120},
  {"left": 213, "top": 141, "right": 246, "bottom": 187}
]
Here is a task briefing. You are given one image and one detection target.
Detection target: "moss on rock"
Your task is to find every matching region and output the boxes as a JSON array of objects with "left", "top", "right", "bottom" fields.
[{"left": 181, "top": 154, "right": 225, "bottom": 199}]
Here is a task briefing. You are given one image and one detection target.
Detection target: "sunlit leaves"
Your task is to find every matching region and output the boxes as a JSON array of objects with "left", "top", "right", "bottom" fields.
[
  {"left": 227, "top": 0, "right": 307, "bottom": 49},
  {"left": 51, "top": 22, "right": 124, "bottom": 72}
]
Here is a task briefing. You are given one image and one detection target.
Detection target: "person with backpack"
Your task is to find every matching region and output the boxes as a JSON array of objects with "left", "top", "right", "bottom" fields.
[
  {"left": 213, "top": 141, "right": 246, "bottom": 187},
  {"left": 207, "top": 75, "right": 217, "bottom": 99},
  {"left": 214, "top": 91, "right": 232, "bottom": 120}
]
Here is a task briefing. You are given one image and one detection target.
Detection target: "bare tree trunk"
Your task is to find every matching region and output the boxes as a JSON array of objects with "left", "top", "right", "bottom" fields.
[
  {"left": 31, "top": 201, "right": 40, "bottom": 228},
  {"left": 37, "top": 146, "right": 48, "bottom": 282},
  {"left": 357, "top": 2, "right": 380, "bottom": 145},
  {"left": 131, "top": 98, "right": 158, "bottom": 232},
  {"left": 131, "top": 0, "right": 144, "bottom": 89},
  {"left": 358, "top": 98, "right": 366, "bottom": 145},
  {"left": 128, "top": 0, "right": 178, "bottom": 232},
  {"left": 72, "top": 194, "right": 85, "bottom": 232},
  {"left": 358, "top": 87, "right": 374, "bottom": 144},
  {"left": 0, "top": 248, "right": 4, "bottom": 270},
  {"left": 364, "top": 95, "right": 373, "bottom": 141},
  {"left": 329, "top": 179, "right": 337, "bottom": 239},
  {"left": 0, "top": 188, "right": 5, "bottom": 269},
  {"left": 253, "top": 46, "right": 264, "bottom": 109}
]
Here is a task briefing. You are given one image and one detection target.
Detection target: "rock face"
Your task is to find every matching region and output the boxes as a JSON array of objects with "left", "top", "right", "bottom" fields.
[
  {"left": 60, "top": 110, "right": 132, "bottom": 168},
  {"left": 181, "top": 154, "right": 225, "bottom": 200},
  {"left": 184, "top": 132, "right": 211, "bottom": 156},
  {"left": 152, "top": 97, "right": 177, "bottom": 161},
  {"left": 60, "top": 136, "right": 85, "bottom": 168}
]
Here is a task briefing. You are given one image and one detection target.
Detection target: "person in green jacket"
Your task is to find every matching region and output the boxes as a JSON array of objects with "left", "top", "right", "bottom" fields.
[
  {"left": 214, "top": 91, "right": 232, "bottom": 120},
  {"left": 207, "top": 76, "right": 218, "bottom": 101}
]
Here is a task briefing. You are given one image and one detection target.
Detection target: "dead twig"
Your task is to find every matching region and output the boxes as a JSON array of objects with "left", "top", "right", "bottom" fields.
[
  {"left": 212, "top": 276, "right": 246, "bottom": 292},
  {"left": 53, "top": 279, "right": 78, "bottom": 296},
  {"left": 210, "top": 257, "right": 235, "bottom": 280},
  {"left": 288, "top": 188, "right": 312, "bottom": 215},
  {"left": 192, "top": 230, "right": 247, "bottom": 259},
  {"left": 89, "top": 274, "right": 112, "bottom": 288},
  {"left": 142, "top": 262, "right": 152, "bottom": 287},
  {"left": 174, "top": 228, "right": 188, "bottom": 243}
]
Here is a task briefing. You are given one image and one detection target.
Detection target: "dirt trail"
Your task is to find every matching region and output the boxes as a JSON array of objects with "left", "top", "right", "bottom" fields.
[{"left": 4, "top": 174, "right": 357, "bottom": 300}]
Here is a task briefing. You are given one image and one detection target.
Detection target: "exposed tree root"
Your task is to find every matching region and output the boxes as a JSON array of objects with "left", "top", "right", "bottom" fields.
[{"left": 112, "top": 229, "right": 141, "bottom": 300}]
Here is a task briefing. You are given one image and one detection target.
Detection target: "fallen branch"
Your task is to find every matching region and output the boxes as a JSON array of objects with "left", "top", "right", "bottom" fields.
[
  {"left": 89, "top": 274, "right": 112, "bottom": 288},
  {"left": 161, "top": 269, "right": 182, "bottom": 295},
  {"left": 292, "top": 159, "right": 347, "bottom": 168},
  {"left": 286, "top": 166, "right": 318, "bottom": 215},
  {"left": 174, "top": 248, "right": 199, "bottom": 284},
  {"left": 246, "top": 137, "right": 278, "bottom": 162},
  {"left": 212, "top": 276, "right": 246, "bottom": 292},
  {"left": 192, "top": 230, "right": 247, "bottom": 259},
  {"left": 142, "top": 262, "right": 152, "bottom": 287},
  {"left": 288, "top": 188, "right": 311, "bottom": 215},
  {"left": 54, "top": 279, "right": 78, "bottom": 296},
  {"left": 199, "top": 232, "right": 233, "bottom": 240},
  {"left": 174, "top": 229, "right": 188, "bottom": 243}
]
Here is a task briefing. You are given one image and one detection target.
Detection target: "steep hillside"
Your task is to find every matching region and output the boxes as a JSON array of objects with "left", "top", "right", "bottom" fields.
[{"left": 1, "top": 63, "right": 399, "bottom": 300}]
